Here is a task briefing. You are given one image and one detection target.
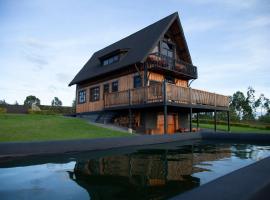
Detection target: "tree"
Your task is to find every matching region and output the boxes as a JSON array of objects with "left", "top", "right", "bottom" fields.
[
  {"left": 0, "top": 99, "right": 7, "bottom": 105},
  {"left": 231, "top": 91, "right": 246, "bottom": 119},
  {"left": 51, "top": 97, "right": 62, "bottom": 107},
  {"left": 14, "top": 101, "right": 19, "bottom": 105},
  {"left": 72, "top": 99, "right": 76, "bottom": 108},
  {"left": 24, "top": 95, "right": 40, "bottom": 107},
  {"left": 231, "top": 90, "right": 254, "bottom": 120}
]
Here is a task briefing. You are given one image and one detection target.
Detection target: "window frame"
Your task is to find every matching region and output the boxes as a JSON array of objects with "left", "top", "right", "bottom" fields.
[
  {"left": 111, "top": 81, "right": 119, "bottom": 92},
  {"left": 102, "top": 55, "right": 120, "bottom": 66},
  {"left": 78, "top": 90, "right": 86, "bottom": 104},
  {"left": 133, "top": 75, "right": 142, "bottom": 88},
  {"left": 89, "top": 86, "right": 100, "bottom": 102},
  {"left": 161, "top": 40, "right": 174, "bottom": 58}
]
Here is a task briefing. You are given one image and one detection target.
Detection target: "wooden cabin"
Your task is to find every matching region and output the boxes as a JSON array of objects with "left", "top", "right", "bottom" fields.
[{"left": 69, "top": 12, "right": 230, "bottom": 134}]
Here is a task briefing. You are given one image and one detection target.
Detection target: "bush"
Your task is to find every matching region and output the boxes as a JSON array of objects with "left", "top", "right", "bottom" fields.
[
  {"left": 0, "top": 107, "right": 7, "bottom": 113},
  {"left": 28, "top": 109, "right": 57, "bottom": 115}
]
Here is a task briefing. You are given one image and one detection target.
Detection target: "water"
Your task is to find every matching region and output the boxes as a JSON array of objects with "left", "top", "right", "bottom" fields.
[{"left": 1, "top": 141, "right": 270, "bottom": 200}]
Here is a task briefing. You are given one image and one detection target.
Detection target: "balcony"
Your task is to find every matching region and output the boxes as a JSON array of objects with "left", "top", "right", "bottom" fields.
[
  {"left": 146, "top": 53, "right": 198, "bottom": 79},
  {"left": 104, "top": 83, "right": 229, "bottom": 110}
]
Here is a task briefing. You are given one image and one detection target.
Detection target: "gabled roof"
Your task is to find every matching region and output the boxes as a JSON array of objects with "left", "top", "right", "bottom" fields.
[{"left": 69, "top": 12, "right": 192, "bottom": 86}]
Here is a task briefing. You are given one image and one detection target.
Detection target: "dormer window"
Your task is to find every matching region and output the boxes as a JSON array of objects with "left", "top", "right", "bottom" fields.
[
  {"left": 103, "top": 55, "right": 120, "bottom": 66},
  {"left": 100, "top": 49, "right": 128, "bottom": 66}
]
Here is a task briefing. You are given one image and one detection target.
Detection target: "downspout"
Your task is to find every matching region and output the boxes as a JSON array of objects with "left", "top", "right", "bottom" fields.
[{"left": 188, "top": 79, "right": 195, "bottom": 87}]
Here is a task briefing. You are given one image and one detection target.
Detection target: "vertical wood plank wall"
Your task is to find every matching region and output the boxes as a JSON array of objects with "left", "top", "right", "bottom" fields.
[
  {"left": 76, "top": 71, "right": 188, "bottom": 113},
  {"left": 148, "top": 72, "right": 188, "bottom": 87},
  {"left": 76, "top": 72, "right": 140, "bottom": 113}
]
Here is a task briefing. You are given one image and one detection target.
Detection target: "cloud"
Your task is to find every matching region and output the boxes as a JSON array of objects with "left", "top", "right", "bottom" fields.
[
  {"left": 48, "top": 85, "right": 57, "bottom": 93},
  {"left": 180, "top": 0, "right": 259, "bottom": 9},
  {"left": 246, "top": 15, "right": 270, "bottom": 28},
  {"left": 24, "top": 53, "right": 49, "bottom": 69},
  {"left": 56, "top": 73, "right": 70, "bottom": 83},
  {"left": 20, "top": 38, "right": 51, "bottom": 70},
  {"left": 184, "top": 19, "right": 224, "bottom": 33}
]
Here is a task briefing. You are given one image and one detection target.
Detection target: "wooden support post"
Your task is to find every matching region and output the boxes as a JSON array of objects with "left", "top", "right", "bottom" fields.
[
  {"left": 196, "top": 113, "right": 199, "bottom": 130},
  {"left": 144, "top": 63, "right": 148, "bottom": 86},
  {"left": 163, "top": 80, "right": 167, "bottom": 134},
  {"left": 189, "top": 107, "right": 192, "bottom": 132},
  {"left": 214, "top": 110, "right": 217, "bottom": 132},
  {"left": 128, "top": 89, "right": 132, "bottom": 129},
  {"left": 227, "top": 111, "right": 230, "bottom": 132}
]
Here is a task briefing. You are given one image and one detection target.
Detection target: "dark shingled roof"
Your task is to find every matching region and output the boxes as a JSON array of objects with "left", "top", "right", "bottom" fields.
[{"left": 69, "top": 12, "right": 191, "bottom": 86}]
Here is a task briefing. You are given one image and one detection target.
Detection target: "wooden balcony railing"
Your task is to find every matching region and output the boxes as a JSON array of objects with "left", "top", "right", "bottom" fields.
[
  {"left": 146, "top": 53, "right": 198, "bottom": 79},
  {"left": 104, "top": 83, "right": 229, "bottom": 109}
]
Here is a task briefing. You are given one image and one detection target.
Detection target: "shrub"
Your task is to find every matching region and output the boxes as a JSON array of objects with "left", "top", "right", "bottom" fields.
[
  {"left": 0, "top": 107, "right": 7, "bottom": 114},
  {"left": 28, "top": 109, "right": 57, "bottom": 115}
]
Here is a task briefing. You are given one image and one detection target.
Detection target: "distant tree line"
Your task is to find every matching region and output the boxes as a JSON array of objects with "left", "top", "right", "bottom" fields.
[
  {"left": 0, "top": 96, "right": 65, "bottom": 107},
  {"left": 199, "top": 87, "right": 270, "bottom": 123}
]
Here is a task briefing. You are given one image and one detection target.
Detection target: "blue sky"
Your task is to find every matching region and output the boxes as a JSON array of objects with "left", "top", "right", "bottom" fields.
[{"left": 0, "top": 0, "right": 269, "bottom": 106}]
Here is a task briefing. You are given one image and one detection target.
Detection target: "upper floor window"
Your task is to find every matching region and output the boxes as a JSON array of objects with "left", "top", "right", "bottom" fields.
[
  {"left": 102, "top": 55, "right": 120, "bottom": 66},
  {"left": 112, "top": 81, "right": 118, "bottom": 92},
  {"left": 78, "top": 90, "right": 86, "bottom": 104},
  {"left": 90, "top": 87, "right": 100, "bottom": 102},
  {"left": 165, "top": 76, "right": 175, "bottom": 84},
  {"left": 103, "top": 83, "right": 110, "bottom": 94},
  {"left": 161, "top": 41, "right": 174, "bottom": 58},
  {"left": 133, "top": 75, "right": 142, "bottom": 88}
]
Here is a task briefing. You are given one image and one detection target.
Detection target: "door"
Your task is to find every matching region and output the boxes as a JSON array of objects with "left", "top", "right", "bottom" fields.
[{"left": 157, "top": 113, "right": 176, "bottom": 134}]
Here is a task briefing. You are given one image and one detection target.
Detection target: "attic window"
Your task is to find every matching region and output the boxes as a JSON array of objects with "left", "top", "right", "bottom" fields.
[{"left": 102, "top": 55, "right": 120, "bottom": 66}]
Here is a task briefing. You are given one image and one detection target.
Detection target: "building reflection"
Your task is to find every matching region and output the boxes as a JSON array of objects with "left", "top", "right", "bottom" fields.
[{"left": 68, "top": 144, "right": 231, "bottom": 200}]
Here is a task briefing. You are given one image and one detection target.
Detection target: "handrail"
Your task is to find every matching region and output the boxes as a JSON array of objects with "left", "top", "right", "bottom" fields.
[
  {"left": 104, "top": 83, "right": 229, "bottom": 108},
  {"left": 146, "top": 52, "right": 198, "bottom": 79}
]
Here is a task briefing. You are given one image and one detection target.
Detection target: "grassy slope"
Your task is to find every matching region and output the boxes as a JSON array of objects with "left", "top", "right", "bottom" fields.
[
  {"left": 0, "top": 114, "right": 131, "bottom": 142},
  {"left": 198, "top": 123, "right": 270, "bottom": 133}
]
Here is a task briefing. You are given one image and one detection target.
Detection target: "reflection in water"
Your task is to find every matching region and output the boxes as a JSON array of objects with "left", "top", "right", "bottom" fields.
[{"left": 69, "top": 144, "right": 232, "bottom": 200}]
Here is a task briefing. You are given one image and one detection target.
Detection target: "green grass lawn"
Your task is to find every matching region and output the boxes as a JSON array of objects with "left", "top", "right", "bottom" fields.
[
  {"left": 198, "top": 123, "right": 270, "bottom": 133},
  {"left": 0, "top": 114, "right": 131, "bottom": 142}
]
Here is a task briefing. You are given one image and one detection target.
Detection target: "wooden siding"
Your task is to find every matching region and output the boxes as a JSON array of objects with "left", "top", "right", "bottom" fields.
[
  {"left": 76, "top": 72, "right": 140, "bottom": 113},
  {"left": 148, "top": 72, "right": 188, "bottom": 87}
]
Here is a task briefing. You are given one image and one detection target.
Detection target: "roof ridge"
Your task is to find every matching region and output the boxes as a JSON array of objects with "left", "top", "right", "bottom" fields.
[{"left": 95, "top": 12, "right": 178, "bottom": 54}]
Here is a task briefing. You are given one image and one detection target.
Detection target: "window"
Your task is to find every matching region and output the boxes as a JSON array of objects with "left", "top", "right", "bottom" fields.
[
  {"left": 149, "top": 80, "right": 160, "bottom": 85},
  {"left": 165, "top": 76, "right": 175, "bottom": 84},
  {"left": 103, "top": 83, "right": 110, "bottom": 94},
  {"left": 133, "top": 75, "right": 142, "bottom": 88},
  {"left": 90, "top": 87, "right": 100, "bottom": 102},
  {"left": 161, "top": 41, "right": 174, "bottom": 58},
  {"left": 78, "top": 90, "right": 86, "bottom": 104},
  {"left": 102, "top": 55, "right": 120, "bottom": 66},
  {"left": 112, "top": 81, "right": 118, "bottom": 92}
]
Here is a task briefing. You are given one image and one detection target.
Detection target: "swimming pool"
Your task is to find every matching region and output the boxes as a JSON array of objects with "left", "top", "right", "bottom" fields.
[{"left": 1, "top": 140, "right": 270, "bottom": 200}]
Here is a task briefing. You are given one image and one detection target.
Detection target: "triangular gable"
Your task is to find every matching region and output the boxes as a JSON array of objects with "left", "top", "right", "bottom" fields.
[
  {"left": 69, "top": 12, "right": 192, "bottom": 86},
  {"left": 142, "top": 12, "right": 192, "bottom": 65}
]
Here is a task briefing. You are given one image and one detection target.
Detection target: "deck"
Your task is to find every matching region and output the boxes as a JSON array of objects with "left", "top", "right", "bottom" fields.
[
  {"left": 146, "top": 53, "right": 198, "bottom": 79},
  {"left": 104, "top": 83, "right": 229, "bottom": 110}
]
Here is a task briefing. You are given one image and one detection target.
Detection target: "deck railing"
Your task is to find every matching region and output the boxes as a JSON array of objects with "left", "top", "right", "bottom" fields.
[
  {"left": 146, "top": 53, "right": 198, "bottom": 79},
  {"left": 104, "top": 83, "right": 229, "bottom": 109}
]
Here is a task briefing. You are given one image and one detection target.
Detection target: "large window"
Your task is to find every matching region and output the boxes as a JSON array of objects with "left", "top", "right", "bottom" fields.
[
  {"left": 112, "top": 81, "right": 118, "bottom": 92},
  {"left": 161, "top": 41, "right": 174, "bottom": 58},
  {"left": 90, "top": 86, "right": 100, "bottom": 102},
  {"left": 133, "top": 75, "right": 142, "bottom": 88},
  {"left": 102, "top": 55, "right": 120, "bottom": 66},
  {"left": 78, "top": 90, "right": 86, "bottom": 104}
]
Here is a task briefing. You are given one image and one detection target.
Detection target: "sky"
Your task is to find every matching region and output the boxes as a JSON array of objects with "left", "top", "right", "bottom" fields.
[{"left": 0, "top": 0, "right": 270, "bottom": 106}]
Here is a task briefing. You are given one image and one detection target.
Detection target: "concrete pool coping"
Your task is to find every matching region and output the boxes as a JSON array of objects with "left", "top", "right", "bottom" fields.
[
  {"left": 1, "top": 132, "right": 270, "bottom": 158},
  {"left": 0, "top": 132, "right": 270, "bottom": 200},
  {"left": 170, "top": 156, "right": 270, "bottom": 200}
]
